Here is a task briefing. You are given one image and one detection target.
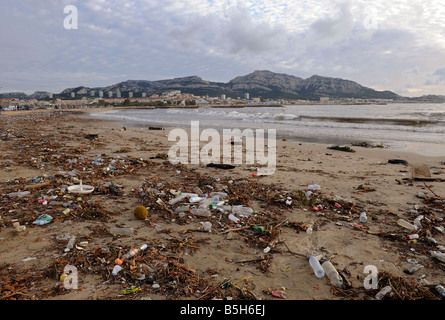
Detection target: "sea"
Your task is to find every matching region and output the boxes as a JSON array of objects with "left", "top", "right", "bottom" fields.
[{"left": 89, "top": 103, "right": 445, "bottom": 157}]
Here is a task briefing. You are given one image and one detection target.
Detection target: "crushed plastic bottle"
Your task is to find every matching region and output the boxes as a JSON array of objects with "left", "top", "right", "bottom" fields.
[
  {"left": 359, "top": 212, "right": 367, "bottom": 223},
  {"left": 112, "top": 264, "right": 122, "bottom": 276}
]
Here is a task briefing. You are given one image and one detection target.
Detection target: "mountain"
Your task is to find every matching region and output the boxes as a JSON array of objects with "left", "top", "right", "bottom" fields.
[
  {"left": 0, "top": 70, "right": 404, "bottom": 100},
  {"left": 225, "top": 70, "right": 400, "bottom": 99}
]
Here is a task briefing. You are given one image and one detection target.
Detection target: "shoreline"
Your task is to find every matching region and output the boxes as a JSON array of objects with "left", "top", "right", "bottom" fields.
[
  {"left": 0, "top": 109, "right": 444, "bottom": 301},
  {"left": 83, "top": 108, "right": 445, "bottom": 158}
]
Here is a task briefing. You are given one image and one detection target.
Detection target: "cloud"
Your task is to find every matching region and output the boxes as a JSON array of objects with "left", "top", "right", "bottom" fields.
[
  {"left": 425, "top": 66, "right": 445, "bottom": 85},
  {"left": 1, "top": 0, "right": 445, "bottom": 97}
]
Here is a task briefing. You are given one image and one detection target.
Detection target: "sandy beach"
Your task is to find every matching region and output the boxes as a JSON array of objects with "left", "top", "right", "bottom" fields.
[{"left": 0, "top": 108, "right": 444, "bottom": 301}]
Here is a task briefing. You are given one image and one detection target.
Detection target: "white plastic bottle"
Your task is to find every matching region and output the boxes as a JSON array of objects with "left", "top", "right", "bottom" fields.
[
  {"left": 309, "top": 256, "right": 325, "bottom": 278},
  {"left": 359, "top": 212, "right": 367, "bottom": 223},
  {"left": 321, "top": 261, "right": 342, "bottom": 286}
]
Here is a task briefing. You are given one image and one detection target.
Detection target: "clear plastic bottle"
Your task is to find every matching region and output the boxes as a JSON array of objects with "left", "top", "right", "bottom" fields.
[
  {"left": 232, "top": 206, "right": 253, "bottom": 217},
  {"left": 190, "top": 208, "right": 211, "bottom": 217},
  {"left": 228, "top": 214, "right": 240, "bottom": 223},
  {"left": 397, "top": 219, "right": 417, "bottom": 231},
  {"left": 375, "top": 286, "right": 392, "bottom": 300},
  {"left": 359, "top": 212, "right": 367, "bottom": 223},
  {"left": 430, "top": 250, "right": 445, "bottom": 262},
  {"left": 321, "top": 261, "right": 342, "bottom": 286},
  {"left": 110, "top": 227, "right": 135, "bottom": 235},
  {"left": 169, "top": 194, "right": 187, "bottom": 205},
  {"left": 309, "top": 256, "right": 325, "bottom": 278},
  {"left": 413, "top": 215, "right": 424, "bottom": 229},
  {"left": 65, "top": 235, "right": 76, "bottom": 252},
  {"left": 175, "top": 205, "right": 190, "bottom": 213}
]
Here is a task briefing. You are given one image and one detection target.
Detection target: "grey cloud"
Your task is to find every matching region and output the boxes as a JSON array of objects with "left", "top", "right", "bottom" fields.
[{"left": 425, "top": 66, "right": 445, "bottom": 85}]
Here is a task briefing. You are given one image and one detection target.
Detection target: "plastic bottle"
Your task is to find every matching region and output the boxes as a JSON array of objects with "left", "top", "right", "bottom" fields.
[
  {"left": 169, "top": 194, "right": 187, "bottom": 205},
  {"left": 232, "top": 206, "right": 253, "bottom": 217},
  {"left": 210, "top": 192, "right": 227, "bottom": 198},
  {"left": 198, "top": 197, "right": 214, "bottom": 208},
  {"left": 406, "top": 234, "right": 419, "bottom": 240},
  {"left": 65, "top": 236, "right": 76, "bottom": 252},
  {"left": 189, "top": 196, "right": 203, "bottom": 203},
  {"left": 190, "top": 208, "right": 211, "bottom": 217},
  {"left": 413, "top": 215, "right": 424, "bottom": 229},
  {"left": 321, "top": 261, "right": 342, "bottom": 286},
  {"left": 375, "top": 286, "right": 392, "bottom": 300},
  {"left": 112, "top": 265, "right": 122, "bottom": 276},
  {"left": 174, "top": 205, "right": 190, "bottom": 213},
  {"left": 123, "top": 243, "right": 148, "bottom": 260},
  {"left": 228, "top": 214, "right": 240, "bottom": 223},
  {"left": 110, "top": 227, "right": 135, "bottom": 235},
  {"left": 309, "top": 256, "right": 325, "bottom": 278},
  {"left": 359, "top": 212, "right": 367, "bottom": 223},
  {"left": 436, "top": 285, "right": 445, "bottom": 298},
  {"left": 430, "top": 250, "right": 445, "bottom": 262},
  {"left": 397, "top": 219, "right": 418, "bottom": 231}
]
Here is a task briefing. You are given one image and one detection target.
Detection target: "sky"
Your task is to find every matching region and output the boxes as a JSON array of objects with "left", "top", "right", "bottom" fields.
[{"left": 1, "top": 0, "right": 445, "bottom": 97}]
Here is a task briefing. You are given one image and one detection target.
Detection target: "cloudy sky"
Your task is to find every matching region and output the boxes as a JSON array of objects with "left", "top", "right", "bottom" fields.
[{"left": 1, "top": 0, "right": 445, "bottom": 97}]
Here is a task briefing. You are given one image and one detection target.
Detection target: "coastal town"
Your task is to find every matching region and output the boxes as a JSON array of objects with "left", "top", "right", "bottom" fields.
[{"left": 0, "top": 90, "right": 396, "bottom": 111}]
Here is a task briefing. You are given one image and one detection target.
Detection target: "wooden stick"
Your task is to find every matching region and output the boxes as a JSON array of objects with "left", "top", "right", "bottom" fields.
[
  {"left": 423, "top": 181, "right": 440, "bottom": 198},
  {"left": 219, "top": 226, "right": 251, "bottom": 234}
]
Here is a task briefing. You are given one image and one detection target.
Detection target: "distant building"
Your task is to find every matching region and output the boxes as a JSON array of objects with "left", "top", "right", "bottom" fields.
[
  {"left": 244, "top": 93, "right": 249, "bottom": 100},
  {"left": 320, "top": 97, "right": 329, "bottom": 103}
]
